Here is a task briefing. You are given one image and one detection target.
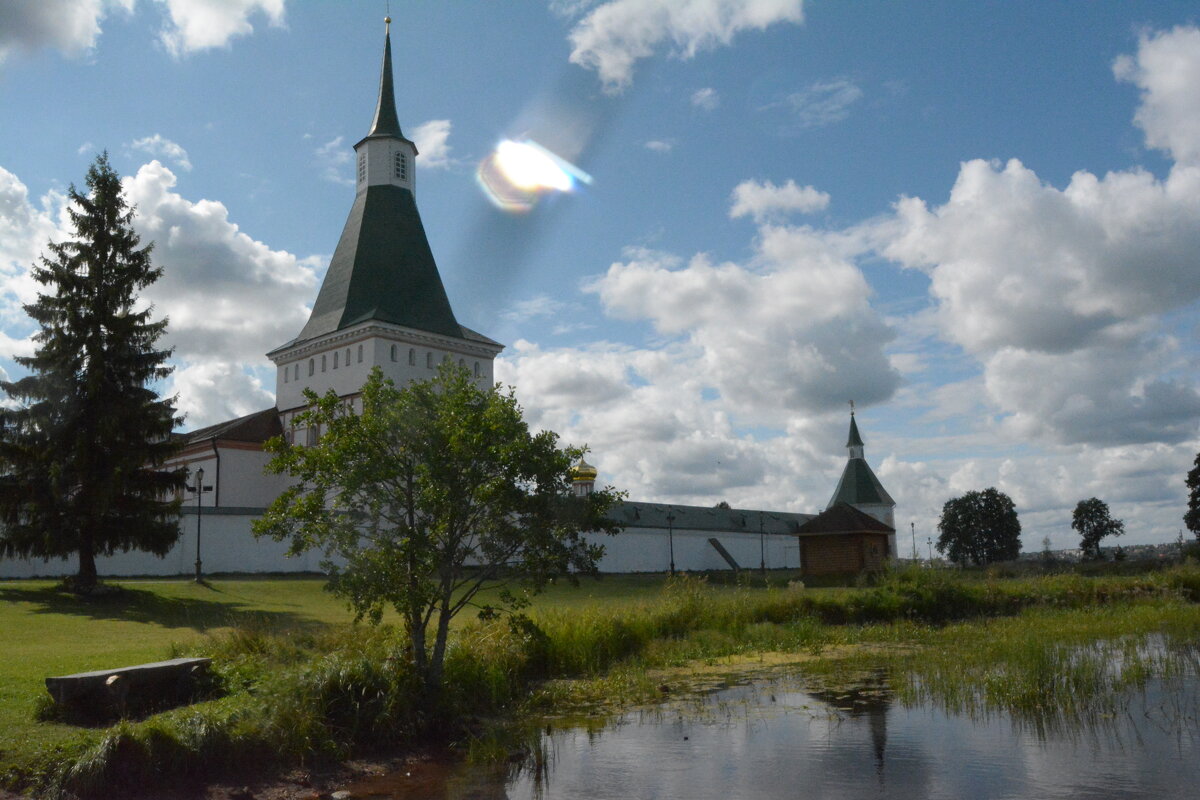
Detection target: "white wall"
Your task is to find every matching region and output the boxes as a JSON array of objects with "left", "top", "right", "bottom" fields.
[{"left": 1, "top": 518, "right": 800, "bottom": 579}]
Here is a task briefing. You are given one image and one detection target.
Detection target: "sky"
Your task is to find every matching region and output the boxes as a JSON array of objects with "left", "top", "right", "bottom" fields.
[{"left": 2, "top": 0, "right": 1200, "bottom": 552}]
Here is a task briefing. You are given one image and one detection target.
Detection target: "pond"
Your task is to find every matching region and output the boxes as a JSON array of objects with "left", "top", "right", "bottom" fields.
[{"left": 343, "top": 668, "right": 1200, "bottom": 799}]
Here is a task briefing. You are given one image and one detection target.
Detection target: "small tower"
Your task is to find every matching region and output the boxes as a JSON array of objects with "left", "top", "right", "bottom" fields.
[
  {"left": 828, "top": 409, "right": 896, "bottom": 555},
  {"left": 353, "top": 17, "right": 418, "bottom": 198},
  {"left": 571, "top": 458, "right": 598, "bottom": 497}
]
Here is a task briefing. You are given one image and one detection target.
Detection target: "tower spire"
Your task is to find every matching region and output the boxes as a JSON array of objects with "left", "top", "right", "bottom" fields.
[{"left": 367, "top": 16, "right": 403, "bottom": 139}]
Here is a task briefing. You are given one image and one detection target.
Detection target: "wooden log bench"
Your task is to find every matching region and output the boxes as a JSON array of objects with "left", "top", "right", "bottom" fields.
[{"left": 45, "top": 657, "right": 212, "bottom": 715}]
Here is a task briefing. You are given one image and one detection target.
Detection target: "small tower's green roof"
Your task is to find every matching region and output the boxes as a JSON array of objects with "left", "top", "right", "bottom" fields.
[
  {"left": 847, "top": 413, "right": 864, "bottom": 448},
  {"left": 366, "top": 19, "right": 404, "bottom": 140},
  {"left": 828, "top": 458, "right": 895, "bottom": 508}
]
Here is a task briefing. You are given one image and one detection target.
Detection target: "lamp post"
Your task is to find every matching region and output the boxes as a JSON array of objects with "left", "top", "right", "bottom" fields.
[
  {"left": 927, "top": 536, "right": 933, "bottom": 563},
  {"left": 193, "top": 467, "right": 204, "bottom": 582},
  {"left": 191, "top": 468, "right": 212, "bottom": 582},
  {"left": 759, "top": 511, "right": 766, "bottom": 577},
  {"left": 666, "top": 510, "right": 676, "bottom": 576},
  {"left": 911, "top": 521, "right": 917, "bottom": 562}
]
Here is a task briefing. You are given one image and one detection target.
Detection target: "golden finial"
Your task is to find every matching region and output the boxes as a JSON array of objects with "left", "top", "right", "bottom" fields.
[{"left": 385, "top": 16, "right": 391, "bottom": 26}]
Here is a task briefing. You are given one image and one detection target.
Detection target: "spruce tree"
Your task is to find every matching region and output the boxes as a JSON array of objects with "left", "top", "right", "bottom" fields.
[{"left": 0, "top": 153, "right": 184, "bottom": 592}]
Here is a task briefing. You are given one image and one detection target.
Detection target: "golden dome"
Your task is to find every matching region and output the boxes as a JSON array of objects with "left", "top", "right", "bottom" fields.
[{"left": 571, "top": 458, "right": 598, "bottom": 481}]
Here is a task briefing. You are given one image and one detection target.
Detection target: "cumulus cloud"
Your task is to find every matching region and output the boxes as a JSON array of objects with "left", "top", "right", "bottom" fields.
[
  {"left": 729, "top": 178, "right": 829, "bottom": 222},
  {"left": 880, "top": 153, "right": 1200, "bottom": 445},
  {"left": 644, "top": 139, "right": 675, "bottom": 153},
  {"left": 0, "top": 159, "right": 319, "bottom": 429},
  {"left": 0, "top": 0, "right": 132, "bottom": 66},
  {"left": 691, "top": 87, "right": 720, "bottom": 110},
  {"left": 412, "top": 119, "right": 453, "bottom": 169},
  {"left": 1114, "top": 25, "right": 1200, "bottom": 166},
  {"left": 758, "top": 77, "right": 863, "bottom": 130},
  {"left": 567, "top": 0, "right": 805, "bottom": 92},
  {"left": 156, "top": 0, "right": 286, "bottom": 57},
  {"left": 130, "top": 134, "right": 192, "bottom": 171}
]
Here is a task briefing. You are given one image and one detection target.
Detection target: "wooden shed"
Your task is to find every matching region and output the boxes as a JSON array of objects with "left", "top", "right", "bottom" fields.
[{"left": 796, "top": 503, "right": 894, "bottom": 577}]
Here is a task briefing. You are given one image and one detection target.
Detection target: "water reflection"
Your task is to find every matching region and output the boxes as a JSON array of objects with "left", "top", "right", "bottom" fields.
[{"left": 346, "top": 671, "right": 1199, "bottom": 799}]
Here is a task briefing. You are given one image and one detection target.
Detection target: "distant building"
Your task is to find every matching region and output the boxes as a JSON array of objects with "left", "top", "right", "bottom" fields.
[{"left": 0, "top": 21, "right": 895, "bottom": 580}]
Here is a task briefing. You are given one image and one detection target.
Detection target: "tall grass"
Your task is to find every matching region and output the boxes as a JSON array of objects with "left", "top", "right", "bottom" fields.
[{"left": 21, "top": 565, "right": 1200, "bottom": 799}]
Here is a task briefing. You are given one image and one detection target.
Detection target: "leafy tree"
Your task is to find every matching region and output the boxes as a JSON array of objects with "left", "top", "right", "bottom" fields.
[
  {"left": 936, "top": 488, "right": 1021, "bottom": 566},
  {"left": 254, "top": 364, "right": 624, "bottom": 693},
  {"left": 0, "top": 154, "right": 184, "bottom": 592},
  {"left": 1072, "top": 497, "right": 1124, "bottom": 560},
  {"left": 1185, "top": 452, "right": 1200, "bottom": 542}
]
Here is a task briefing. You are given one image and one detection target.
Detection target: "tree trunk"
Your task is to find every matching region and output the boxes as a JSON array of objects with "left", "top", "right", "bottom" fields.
[
  {"left": 426, "top": 587, "right": 454, "bottom": 693},
  {"left": 76, "top": 533, "right": 98, "bottom": 594}
]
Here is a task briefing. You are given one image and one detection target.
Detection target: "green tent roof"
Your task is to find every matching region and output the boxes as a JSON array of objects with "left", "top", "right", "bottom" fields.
[
  {"left": 297, "top": 184, "right": 463, "bottom": 341},
  {"left": 847, "top": 413, "right": 864, "bottom": 448},
  {"left": 828, "top": 457, "right": 894, "bottom": 508}
]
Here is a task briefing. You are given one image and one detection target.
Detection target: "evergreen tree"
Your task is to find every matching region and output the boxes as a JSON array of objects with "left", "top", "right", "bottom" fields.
[
  {"left": 1185, "top": 452, "right": 1200, "bottom": 543},
  {"left": 0, "top": 154, "right": 184, "bottom": 592}
]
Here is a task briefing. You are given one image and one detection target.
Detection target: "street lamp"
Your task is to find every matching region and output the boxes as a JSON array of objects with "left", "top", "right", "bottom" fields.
[
  {"left": 759, "top": 511, "right": 766, "bottom": 577},
  {"left": 191, "top": 467, "right": 212, "bottom": 583},
  {"left": 666, "top": 510, "right": 676, "bottom": 576}
]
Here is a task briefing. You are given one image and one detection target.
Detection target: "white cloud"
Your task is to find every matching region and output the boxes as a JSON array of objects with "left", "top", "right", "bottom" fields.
[
  {"left": 412, "top": 119, "right": 453, "bottom": 169},
  {"left": 568, "top": 0, "right": 805, "bottom": 92},
  {"left": 644, "top": 139, "right": 675, "bottom": 153},
  {"left": 77, "top": 141, "right": 97, "bottom": 156},
  {"left": 1114, "top": 25, "right": 1200, "bottom": 166},
  {"left": 691, "top": 87, "right": 719, "bottom": 110},
  {"left": 0, "top": 0, "right": 133, "bottom": 66},
  {"left": 314, "top": 136, "right": 353, "bottom": 186},
  {"left": 759, "top": 77, "right": 863, "bottom": 130},
  {"left": 729, "top": 178, "right": 829, "bottom": 222},
  {"left": 0, "top": 159, "right": 319, "bottom": 429},
  {"left": 130, "top": 134, "right": 192, "bottom": 171},
  {"left": 155, "top": 0, "right": 286, "bottom": 57},
  {"left": 875, "top": 27, "right": 1200, "bottom": 447},
  {"left": 502, "top": 294, "right": 571, "bottom": 323}
]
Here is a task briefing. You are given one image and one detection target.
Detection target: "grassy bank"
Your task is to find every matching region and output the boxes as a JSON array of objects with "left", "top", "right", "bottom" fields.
[{"left": 3, "top": 566, "right": 1200, "bottom": 798}]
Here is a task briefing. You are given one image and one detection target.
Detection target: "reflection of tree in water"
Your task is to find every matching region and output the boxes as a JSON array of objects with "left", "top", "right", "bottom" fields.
[{"left": 804, "top": 669, "right": 892, "bottom": 779}]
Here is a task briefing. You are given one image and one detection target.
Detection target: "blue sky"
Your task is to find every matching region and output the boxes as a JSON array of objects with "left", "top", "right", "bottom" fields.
[{"left": 2, "top": 0, "right": 1200, "bottom": 551}]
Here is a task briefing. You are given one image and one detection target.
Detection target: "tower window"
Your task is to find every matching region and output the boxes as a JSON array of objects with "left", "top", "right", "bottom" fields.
[
  {"left": 357, "top": 344, "right": 363, "bottom": 363},
  {"left": 390, "top": 344, "right": 397, "bottom": 362},
  {"left": 357, "top": 153, "right": 366, "bottom": 183},
  {"left": 408, "top": 348, "right": 415, "bottom": 366},
  {"left": 346, "top": 348, "right": 351, "bottom": 365},
  {"left": 458, "top": 358, "right": 465, "bottom": 368},
  {"left": 333, "top": 351, "right": 339, "bottom": 369},
  {"left": 426, "top": 352, "right": 433, "bottom": 368},
  {"left": 394, "top": 151, "right": 407, "bottom": 181},
  {"left": 321, "top": 354, "right": 327, "bottom": 372},
  {"left": 294, "top": 363, "right": 299, "bottom": 381},
  {"left": 474, "top": 361, "right": 480, "bottom": 377},
  {"left": 283, "top": 367, "right": 288, "bottom": 384},
  {"left": 308, "top": 359, "right": 314, "bottom": 377}
]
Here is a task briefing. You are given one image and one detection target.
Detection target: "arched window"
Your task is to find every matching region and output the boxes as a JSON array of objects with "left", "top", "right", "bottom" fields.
[
  {"left": 321, "top": 354, "right": 327, "bottom": 372},
  {"left": 308, "top": 359, "right": 314, "bottom": 377},
  {"left": 357, "top": 344, "right": 364, "bottom": 363},
  {"left": 408, "top": 348, "right": 415, "bottom": 366},
  {"left": 426, "top": 352, "right": 433, "bottom": 368},
  {"left": 333, "top": 351, "right": 339, "bottom": 369},
  {"left": 294, "top": 363, "right": 299, "bottom": 381},
  {"left": 474, "top": 361, "right": 480, "bottom": 377},
  {"left": 283, "top": 367, "right": 288, "bottom": 384},
  {"left": 345, "top": 348, "right": 351, "bottom": 365},
  {"left": 458, "top": 358, "right": 465, "bottom": 368},
  {"left": 390, "top": 344, "right": 397, "bottom": 362}
]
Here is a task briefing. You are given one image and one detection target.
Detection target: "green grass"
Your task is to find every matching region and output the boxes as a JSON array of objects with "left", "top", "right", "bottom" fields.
[{"left": 2, "top": 566, "right": 1199, "bottom": 798}]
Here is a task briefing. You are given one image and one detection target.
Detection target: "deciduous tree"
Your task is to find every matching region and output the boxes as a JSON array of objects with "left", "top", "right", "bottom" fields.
[
  {"left": 1072, "top": 497, "right": 1124, "bottom": 560},
  {"left": 936, "top": 488, "right": 1021, "bottom": 566},
  {"left": 254, "top": 364, "right": 623, "bottom": 693},
  {"left": 0, "top": 154, "right": 184, "bottom": 592}
]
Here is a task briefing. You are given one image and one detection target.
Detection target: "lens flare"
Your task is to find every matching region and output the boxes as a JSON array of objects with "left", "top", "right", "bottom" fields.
[{"left": 477, "top": 139, "right": 592, "bottom": 213}]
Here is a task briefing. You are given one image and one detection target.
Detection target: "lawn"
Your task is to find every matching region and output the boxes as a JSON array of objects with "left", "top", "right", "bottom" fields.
[{"left": 0, "top": 572, "right": 690, "bottom": 774}]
